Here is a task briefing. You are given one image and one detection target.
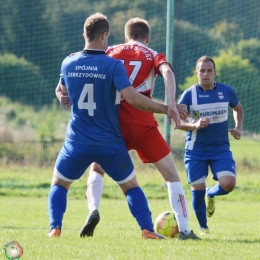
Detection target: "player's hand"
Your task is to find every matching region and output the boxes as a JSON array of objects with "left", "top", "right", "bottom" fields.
[
  {"left": 229, "top": 128, "right": 242, "bottom": 140},
  {"left": 57, "top": 91, "right": 71, "bottom": 108},
  {"left": 194, "top": 117, "right": 210, "bottom": 129},
  {"left": 56, "top": 84, "right": 71, "bottom": 108},
  {"left": 167, "top": 104, "right": 180, "bottom": 129},
  {"left": 60, "top": 94, "right": 71, "bottom": 108},
  {"left": 176, "top": 104, "right": 188, "bottom": 119}
]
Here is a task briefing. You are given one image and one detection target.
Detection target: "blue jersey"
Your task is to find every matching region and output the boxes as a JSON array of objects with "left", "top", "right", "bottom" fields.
[
  {"left": 179, "top": 83, "right": 239, "bottom": 156},
  {"left": 60, "top": 50, "right": 131, "bottom": 145}
]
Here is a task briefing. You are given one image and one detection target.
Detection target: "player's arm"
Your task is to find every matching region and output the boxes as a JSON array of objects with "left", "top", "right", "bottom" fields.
[
  {"left": 55, "top": 82, "right": 71, "bottom": 108},
  {"left": 229, "top": 102, "right": 244, "bottom": 140},
  {"left": 159, "top": 63, "right": 180, "bottom": 128},
  {"left": 178, "top": 118, "right": 211, "bottom": 131},
  {"left": 159, "top": 63, "right": 189, "bottom": 128},
  {"left": 120, "top": 86, "right": 172, "bottom": 118},
  {"left": 177, "top": 90, "right": 210, "bottom": 131},
  {"left": 159, "top": 63, "right": 177, "bottom": 107}
]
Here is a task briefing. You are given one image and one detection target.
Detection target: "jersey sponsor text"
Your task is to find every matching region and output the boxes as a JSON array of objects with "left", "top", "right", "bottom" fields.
[
  {"left": 68, "top": 72, "right": 106, "bottom": 79},
  {"left": 75, "top": 65, "right": 98, "bottom": 71}
]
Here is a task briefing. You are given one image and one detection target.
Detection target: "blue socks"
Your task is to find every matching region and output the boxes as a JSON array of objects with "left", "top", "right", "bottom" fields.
[
  {"left": 207, "top": 184, "right": 229, "bottom": 197},
  {"left": 191, "top": 190, "right": 208, "bottom": 229},
  {"left": 126, "top": 187, "right": 154, "bottom": 231},
  {"left": 192, "top": 185, "right": 229, "bottom": 229},
  {"left": 48, "top": 185, "right": 68, "bottom": 230},
  {"left": 48, "top": 185, "right": 154, "bottom": 232}
]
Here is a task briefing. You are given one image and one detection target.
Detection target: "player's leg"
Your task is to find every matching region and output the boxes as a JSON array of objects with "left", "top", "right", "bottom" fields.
[
  {"left": 130, "top": 124, "right": 199, "bottom": 239},
  {"left": 48, "top": 174, "right": 72, "bottom": 237},
  {"left": 118, "top": 174, "right": 164, "bottom": 239},
  {"left": 154, "top": 153, "right": 190, "bottom": 232},
  {"left": 206, "top": 158, "right": 236, "bottom": 217},
  {"left": 186, "top": 159, "right": 209, "bottom": 233},
  {"left": 86, "top": 163, "right": 105, "bottom": 212},
  {"left": 209, "top": 158, "right": 236, "bottom": 194},
  {"left": 98, "top": 142, "right": 164, "bottom": 239},
  {"left": 190, "top": 179, "right": 209, "bottom": 234},
  {"left": 48, "top": 142, "right": 91, "bottom": 237},
  {"left": 80, "top": 163, "right": 104, "bottom": 237}
]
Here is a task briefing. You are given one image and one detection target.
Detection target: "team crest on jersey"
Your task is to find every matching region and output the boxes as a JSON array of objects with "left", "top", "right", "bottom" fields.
[
  {"left": 193, "top": 111, "right": 200, "bottom": 119},
  {"left": 218, "top": 92, "right": 224, "bottom": 99}
]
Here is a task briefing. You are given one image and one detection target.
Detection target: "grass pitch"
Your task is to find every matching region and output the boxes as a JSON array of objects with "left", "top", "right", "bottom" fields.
[
  {"left": 1, "top": 141, "right": 260, "bottom": 260},
  {"left": 1, "top": 197, "right": 260, "bottom": 260}
]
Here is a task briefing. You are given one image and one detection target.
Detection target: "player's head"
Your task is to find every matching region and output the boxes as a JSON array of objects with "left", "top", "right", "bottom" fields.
[
  {"left": 83, "top": 13, "right": 110, "bottom": 49},
  {"left": 124, "top": 17, "right": 150, "bottom": 45},
  {"left": 196, "top": 56, "right": 216, "bottom": 89},
  {"left": 196, "top": 56, "right": 216, "bottom": 71}
]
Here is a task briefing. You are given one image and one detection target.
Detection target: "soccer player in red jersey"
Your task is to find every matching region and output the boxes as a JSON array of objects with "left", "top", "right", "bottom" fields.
[{"left": 56, "top": 17, "right": 200, "bottom": 240}]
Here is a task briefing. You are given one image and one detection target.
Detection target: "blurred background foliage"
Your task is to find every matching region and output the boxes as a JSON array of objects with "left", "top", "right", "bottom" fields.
[{"left": 0, "top": 0, "right": 260, "bottom": 148}]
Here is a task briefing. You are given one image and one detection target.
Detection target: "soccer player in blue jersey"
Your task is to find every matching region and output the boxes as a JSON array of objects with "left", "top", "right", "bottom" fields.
[
  {"left": 56, "top": 18, "right": 201, "bottom": 241},
  {"left": 47, "top": 12, "right": 181, "bottom": 239},
  {"left": 178, "top": 56, "right": 244, "bottom": 235}
]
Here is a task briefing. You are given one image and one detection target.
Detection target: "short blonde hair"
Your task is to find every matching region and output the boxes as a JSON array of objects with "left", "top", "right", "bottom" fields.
[
  {"left": 83, "top": 13, "right": 109, "bottom": 42},
  {"left": 124, "top": 17, "right": 150, "bottom": 40}
]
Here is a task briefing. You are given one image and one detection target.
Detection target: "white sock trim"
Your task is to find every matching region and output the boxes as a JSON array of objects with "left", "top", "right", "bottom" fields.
[
  {"left": 167, "top": 182, "right": 191, "bottom": 233},
  {"left": 87, "top": 171, "right": 104, "bottom": 212}
]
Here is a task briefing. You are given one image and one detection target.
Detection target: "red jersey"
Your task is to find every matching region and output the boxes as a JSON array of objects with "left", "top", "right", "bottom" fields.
[{"left": 106, "top": 41, "right": 169, "bottom": 126}]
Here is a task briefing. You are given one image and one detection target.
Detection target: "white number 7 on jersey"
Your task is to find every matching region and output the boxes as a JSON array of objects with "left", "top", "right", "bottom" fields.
[
  {"left": 78, "top": 84, "right": 96, "bottom": 116},
  {"left": 121, "top": 60, "right": 142, "bottom": 83}
]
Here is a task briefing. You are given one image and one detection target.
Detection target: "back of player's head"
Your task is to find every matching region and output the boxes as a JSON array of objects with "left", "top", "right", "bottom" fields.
[
  {"left": 124, "top": 17, "right": 150, "bottom": 41},
  {"left": 196, "top": 56, "right": 216, "bottom": 71},
  {"left": 84, "top": 13, "right": 109, "bottom": 42}
]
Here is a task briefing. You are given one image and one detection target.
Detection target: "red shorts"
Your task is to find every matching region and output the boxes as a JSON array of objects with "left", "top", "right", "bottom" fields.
[{"left": 120, "top": 122, "right": 170, "bottom": 163}]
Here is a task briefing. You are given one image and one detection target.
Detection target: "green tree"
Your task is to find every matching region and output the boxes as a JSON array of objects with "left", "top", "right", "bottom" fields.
[
  {"left": 175, "top": 0, "right": 260, "bottom": 40},
  {"left": 0, "top": 0, "right": 63, "bottom": 102},
  {"left": 173, "top": 20, "right": 223, "bottom": 87},
  {"left": 209, "top": 20, "right": 244, "bottom": 47},
  {"left": 0, "top": 54, "right": 45, "bottom": 106},
  {"left": 215, "top": 51, "right": 260, "bottom": 133},
  {"left": 230, "top": 38, "right": 260, "bottom": 70}
]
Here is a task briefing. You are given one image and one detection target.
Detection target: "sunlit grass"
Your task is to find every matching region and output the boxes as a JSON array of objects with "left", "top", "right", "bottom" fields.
[
  {"left": 1, "top": 197, "right": 260, "bottom": 260},
  {"left": 1, "top": 128, "right": 259, "bottom": 259}
]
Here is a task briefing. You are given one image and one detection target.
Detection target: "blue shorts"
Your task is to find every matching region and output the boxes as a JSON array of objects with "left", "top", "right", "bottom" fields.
[
  {"left": 55, "top": 142, "right": 134, "bottom": 183},
  {"left": 184, "top": 150, "right": 236, "bottom": 184}
]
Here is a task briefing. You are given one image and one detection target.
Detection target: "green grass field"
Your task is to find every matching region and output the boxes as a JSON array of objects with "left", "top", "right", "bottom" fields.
[
  {"left": 0, "top": 136, "right": 260, "bottom": 259},
  {"left": 1, "top": 160, "right": 260, "bottom": 259},
  {"left": 1, "top": 197, "right": 260, "bottom": 260}
]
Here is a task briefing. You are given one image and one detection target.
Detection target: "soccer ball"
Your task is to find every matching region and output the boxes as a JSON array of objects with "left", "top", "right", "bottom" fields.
[{"left": 154, "top": 211, "right": 179, "bottom": 238}]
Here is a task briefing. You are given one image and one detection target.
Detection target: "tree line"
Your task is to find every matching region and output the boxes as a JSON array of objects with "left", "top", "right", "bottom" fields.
[{"left": 0, "top": 0, "right": 260, "bottom": 133}]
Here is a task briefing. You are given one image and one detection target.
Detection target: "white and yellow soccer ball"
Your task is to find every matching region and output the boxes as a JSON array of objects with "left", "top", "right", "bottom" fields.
[{"left": 154, "top": 211, "right": 179, "bottom": 238}]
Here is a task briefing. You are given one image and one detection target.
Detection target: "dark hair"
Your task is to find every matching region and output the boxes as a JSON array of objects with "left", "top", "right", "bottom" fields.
[
  {"left": 196, "top": 56, "right": 216, "bottom": 71},
  {"left": 124, "top": 17, "right": 150, "bottom": 40},
  {"left": 83, "top": 13, "right": 109, "bottom": 42}
]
